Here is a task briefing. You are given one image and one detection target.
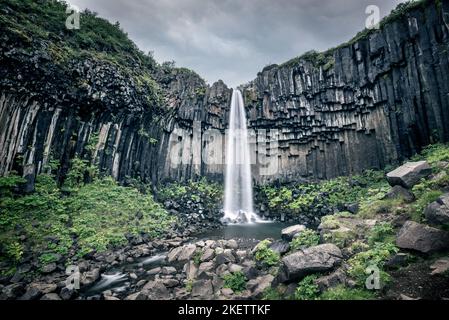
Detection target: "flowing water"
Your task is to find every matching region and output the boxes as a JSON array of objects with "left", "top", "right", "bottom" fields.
[{"left": 223, "top": 89, "right": 262, "bottom": 224}]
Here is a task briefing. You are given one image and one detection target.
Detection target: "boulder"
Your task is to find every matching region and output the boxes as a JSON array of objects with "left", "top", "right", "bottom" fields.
[
  {"left": 40, "top": 293, "right": 61, "bottom": 300},
  {"left": 314, "top": 269, "right": 347, "bottom": 292},
  {"left": 177, "top": 244, "right": 197, "bottom": 262},
  {"left": 430, "top": 258, "right": 449, "bottom": 275},
  {"left": 41, "top": 263, "right": 57, "bottom": 274},
  {"left": 424, "top": 193, "right": 449, "bottom": 226},
  {"left": 384, "top": 185, "right": 416, "bottom": 203},
  {"left": 396, "top": 221, "right": 449, "bottom": 253},
  {"left": 246, "top": 274, "right": 274, "bottom": 299},
  {"left": 167, "top": 246, "right": 183, "bottom": 263},
  {"left": 191, "top": 279, "right": 213, "bottom": 298},
  {"left": 215, "top": 249, "right": 235, "bottom": 265},
  {"left": 281, "top": 225, "right": 306, "bottom": 241},
  {"left": 269, "top": 240, "right": 290, "bottom": 255},
  {"left": 386, "top": 161, "right": 432, "bottom": 189},
  {"left": 279, "top": 244, "right": 343, "bottom": 282},
  {"left": 142, "top": 280, "right": 170, "bottom": 300},
  {"left": 200, "top": 248, "right": 215, "bottom": 262},
  {"left": 81, "top": 268, "right": 100, "bottom": 286}
]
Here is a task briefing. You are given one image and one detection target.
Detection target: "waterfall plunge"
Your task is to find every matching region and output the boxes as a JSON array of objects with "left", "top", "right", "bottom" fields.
[{"left": 223, "top": 89, "right": 262, "bottom": 224}]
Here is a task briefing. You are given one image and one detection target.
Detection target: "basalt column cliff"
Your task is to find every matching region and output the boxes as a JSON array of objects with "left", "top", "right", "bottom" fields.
[{"left": 1, "top": 0, "right": 449, "bottom": 186}]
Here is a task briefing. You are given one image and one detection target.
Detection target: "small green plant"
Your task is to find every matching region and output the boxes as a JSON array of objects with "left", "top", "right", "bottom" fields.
[
  {"left": 320, "top": 286, "right": 376, "bottom": 300},
  {"left": 185, "top": 279, "right": 193, "bottom": 293},
  {"left": 262, "top": 287, "right": 283, "bottom": 300},
  {"left": 368, "top": 222, "right": 395, "bottom": 245},
  {"left": 294, "top": 275, "right": 320, "bottom": 300},
  {"left": 4, "top": 241, "right": 23, "bottom": 263},
  {"left": 193, "top": 250, "right": 202, "bottom": 266},
  {"left": 347, "top": 242, "right": 398, "bottom": 287},
  {"left": 290, "top": 229, "right": 320, "bottom": 251},
  {"left": 254, "top": 240, "right": 280, "bottom": 267},
  {"left": 223, "top": 271, "right": 247, "bottom": 293}
]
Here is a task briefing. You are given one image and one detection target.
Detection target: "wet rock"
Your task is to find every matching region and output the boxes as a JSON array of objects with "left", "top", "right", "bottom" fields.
[
  {"left": 281, "top": 225, "right": 306, "bottom": 241},
  {"left": 424, "top": 193, "right": 449, "bottom": 226},
  {"left": 279, "top": 244, "right": 343, "bottom": 282},
  {"left": 386, "top": 161, "right": 432, "bottom": 189},
  {"left": 81, "top": 268, "right": 100, "bottom": 286},
  {"left": 18, "top": 287, "right": 41, "bottom": 300},
  {"left": 396, "top": 221, "right": 449, "bottom": 253}
]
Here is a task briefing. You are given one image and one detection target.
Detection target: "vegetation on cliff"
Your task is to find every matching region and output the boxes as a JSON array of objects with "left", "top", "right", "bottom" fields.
[{"left": 0, "top": 163, "right": 174, "bottom": 276}]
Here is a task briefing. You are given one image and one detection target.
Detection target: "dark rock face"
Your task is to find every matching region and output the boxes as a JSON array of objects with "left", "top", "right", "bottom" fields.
[{"left": 1, "top": 1, "right": 449, "bottom": 184}]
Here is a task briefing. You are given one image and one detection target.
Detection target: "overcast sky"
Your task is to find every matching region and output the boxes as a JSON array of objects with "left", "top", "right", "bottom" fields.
[{"left": 67, "top": 0, "right": 405, "bottom": 87}]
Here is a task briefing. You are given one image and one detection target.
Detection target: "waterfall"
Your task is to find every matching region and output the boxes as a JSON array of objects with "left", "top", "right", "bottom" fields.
[{"left": 223, "top": 89, "right": 262, "bottom": 224}]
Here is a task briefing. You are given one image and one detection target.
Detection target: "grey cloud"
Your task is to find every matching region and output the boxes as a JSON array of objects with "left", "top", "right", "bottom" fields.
[{"left": 67, "top": 0, "right": 405, "bottom": 87}]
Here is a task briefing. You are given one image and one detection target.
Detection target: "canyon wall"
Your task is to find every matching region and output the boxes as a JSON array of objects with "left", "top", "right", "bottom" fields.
[{"left": 1, "top": 0, "right": 449, "bottom": 186}]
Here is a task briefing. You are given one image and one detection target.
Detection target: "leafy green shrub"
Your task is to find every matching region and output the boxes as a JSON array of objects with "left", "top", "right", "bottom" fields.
[
  {"left": 320, "top": 286, "right": 376, "bottom": 300},
  {"left": 290, "top": 229, "right": 320, "bottom": 251},
  {"left": 358, "top": 198, "right": 403, "bottom": 218},
  {"left": 347, "top": 242, "right": 398, "bottom": 287},
  {"left": 262, "top": 287, "right": 283, "bottom": 300},
  {"left": 368, "top": 222, "right": 395, "bottom": 245},
  {"left": 409, "top": 190, "right": 443, "bottom": 222},
  {"left": 223, "top": 272, "right": 247, "bottom": 293},
  {"left": 4, "top": 241, "right": 23, "bottom": 263},
  {"left": 68, "top": 177, "right": 174, "bottom": 256},
  {"left": 294, "top": 275, "right": 320, "bottom": 300},
  {"left": 254, "top": 240, "right": 280, "bottom": 267},
  {"left": 0, "top": 173, "right": 26, "bottom": 197}
]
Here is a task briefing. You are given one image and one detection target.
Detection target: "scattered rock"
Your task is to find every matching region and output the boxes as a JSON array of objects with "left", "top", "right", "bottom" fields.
[
  {"left": 281, "top": 225, "right": 306, "bottom": 241},
  {"left": 142, "top": 280, "right": 170, "bottom": 300},
  {"left": 430, "top": 258, "right": 449, "bottom": 276},
  {"left": 81, "top": 268, "right": 100, "bottom": 286},
  {"left": 191, "top": 279, "right": 213, "bottom": 298},
  {"left": 40, "top": 293, "right": 61, "bottom": 300},
  {"left": 201, "top": 248, "right": 215, "bottom": 262},
  {"left": 246, "top": 275, "right": 274, "bottom": 298},
  {"left": 269, "top": 240, "right": 290, "bottom": 255},
  {"left": 386, "top": 161, "right": 432, "bottom": 189},
  {"left": 315, "top": 269, "right": 347, "bottom": 292},
  {"left": 424, "top": 193, "right": 449, "bottom": 226},
  {"left": 177, "top": 244, "right": 197, "bottom": 262},
  {"left": 41, "top": 263, "right": 57, "bottom": 274},
  {"left": 279, "top": 244, "right": 343, "bottom": 282},
  {"left": 384, "top": 185, "right": 415, "bottom": 203},
  {"left": 396, "top": 221, "right": 449, "bottom": 253}
]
